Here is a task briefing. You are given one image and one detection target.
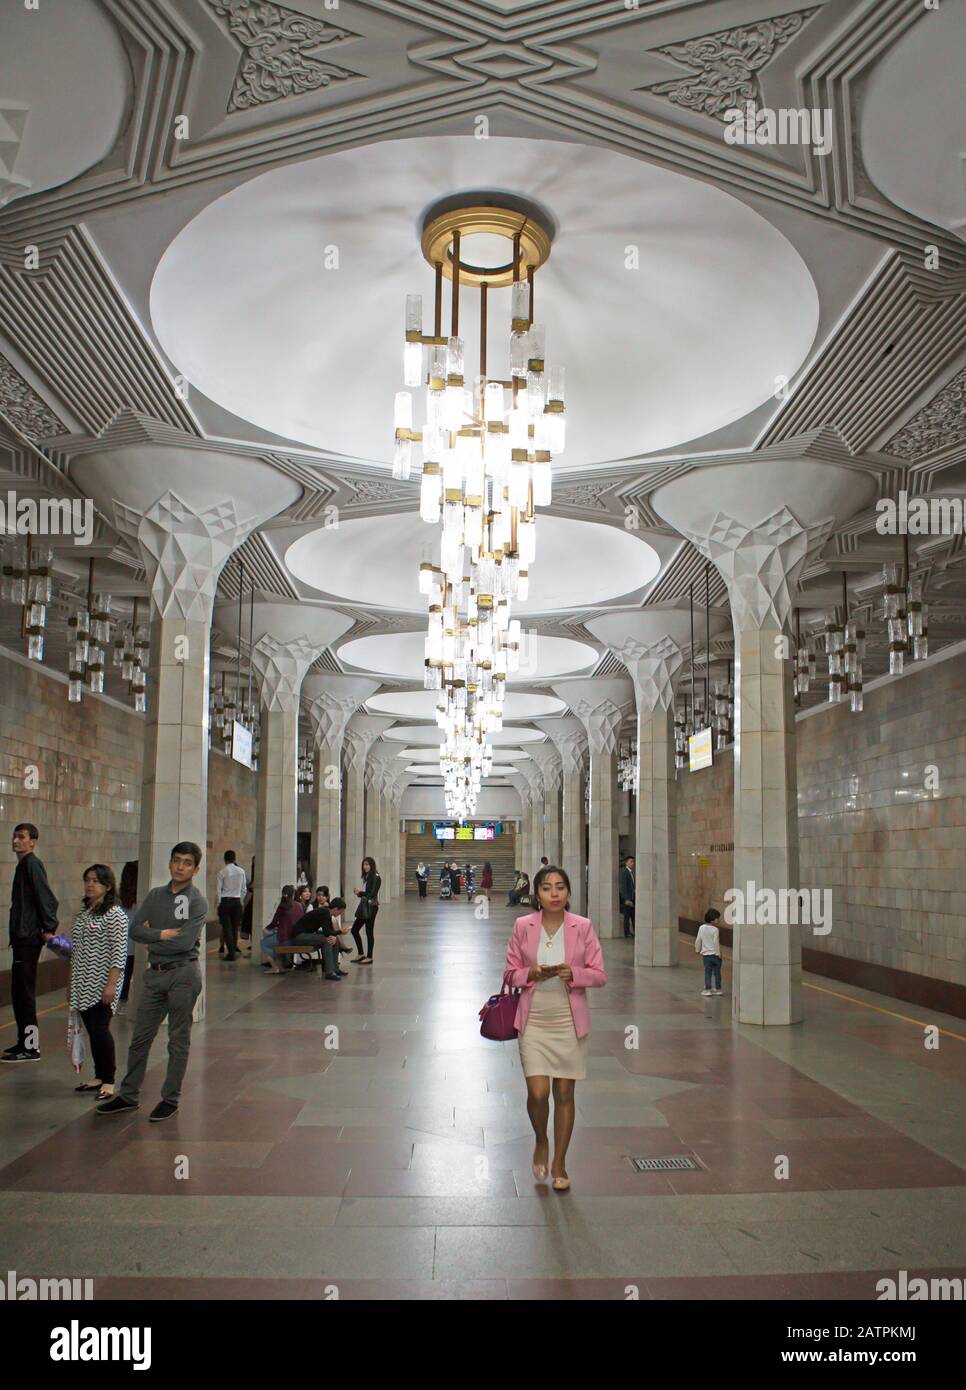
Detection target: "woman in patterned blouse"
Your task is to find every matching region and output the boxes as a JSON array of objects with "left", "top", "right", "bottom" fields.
[{"left": 68, "top": 865, "right": 129, "bottom": 1099}]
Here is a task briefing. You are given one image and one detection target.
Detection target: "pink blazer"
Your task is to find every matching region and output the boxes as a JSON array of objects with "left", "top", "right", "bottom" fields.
[{"left": 503, "top": 911, "right": 607, "bottom": 1040}]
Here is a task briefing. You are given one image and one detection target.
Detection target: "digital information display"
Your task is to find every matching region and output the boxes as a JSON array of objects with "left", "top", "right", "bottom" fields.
[
  {"left": 231, "top": 720, "right": 253, "bottom": 769},
  {"left": 689, "top": 727, "right": 713, "bottom": 772},
  {"left": 434, "top": 826, "right": 455, "bottom": 840},
  {"left": 474, "top": 826, "right": 494, "bottom": 840}
]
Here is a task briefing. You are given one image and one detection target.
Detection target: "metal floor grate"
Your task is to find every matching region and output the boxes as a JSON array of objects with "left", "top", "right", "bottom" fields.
[{"left": 629, "top": 1155, "right": 700, "bottom": 1172}]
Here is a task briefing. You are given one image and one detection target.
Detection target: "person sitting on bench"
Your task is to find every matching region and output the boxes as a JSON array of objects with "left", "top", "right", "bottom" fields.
[{"left": 289, "top": 902, "right": 343, "bottom": 980}]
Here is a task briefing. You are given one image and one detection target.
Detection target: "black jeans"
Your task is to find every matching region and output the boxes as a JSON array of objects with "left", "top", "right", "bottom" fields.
[
  {"left": 622, "top": 904, "right": 635, "bottom": 937},
  {"left": 351, "top": 904, "right": 378, "bottom": 959},
  {"left": 80, "top": 1002, "right": 116, "bottom": 1083},
  {"left": 218, "top": 898, "right": 242, "bottom": 956},
  {"left": 11, "top": 942, "right": 42, "bottom": 1049},
  {"left": 417, "top": 880, "right": 427, "bottom": 898}
]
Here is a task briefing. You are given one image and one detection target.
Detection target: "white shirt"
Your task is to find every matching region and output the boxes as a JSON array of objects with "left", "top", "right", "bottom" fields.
[
  {"left": 695, "top": 923, "right": 720, "bottom": 956},
  {"left": 216, "top": 863, "right": 247, "bottom": 902},
  {"left": 536, "top": 921, "right": 567, "bottom": 993}
]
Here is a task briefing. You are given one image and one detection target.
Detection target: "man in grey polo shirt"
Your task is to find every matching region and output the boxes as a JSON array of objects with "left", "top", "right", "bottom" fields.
[{"left": 97, "top": 842, "right": 207, "bottom": 1123}]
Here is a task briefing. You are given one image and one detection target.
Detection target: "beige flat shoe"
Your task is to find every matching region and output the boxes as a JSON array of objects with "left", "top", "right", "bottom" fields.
[{"left": 551, "top": 1174, "right": 570, "bottom": 1191}]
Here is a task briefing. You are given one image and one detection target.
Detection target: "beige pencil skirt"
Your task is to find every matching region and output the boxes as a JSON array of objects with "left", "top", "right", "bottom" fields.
[{"left": 518, "top": 983, "right": 588, "bottom": 1080}]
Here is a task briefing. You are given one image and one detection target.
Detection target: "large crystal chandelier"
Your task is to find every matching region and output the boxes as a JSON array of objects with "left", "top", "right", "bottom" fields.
[{"left": 394, "top": 198, "right": 565, "bottom": 814}]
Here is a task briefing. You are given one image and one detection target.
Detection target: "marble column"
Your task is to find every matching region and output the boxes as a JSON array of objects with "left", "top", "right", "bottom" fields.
[
  {"left": 529, "top": 745, "right": 562, "bottom": 865},
  {"left": 557, "top": 679, "right": 634, "bottom": 939},
  {"left": 343, "top": 715, "right": 395, "bottom": 898},
  {"left": 520, "top": 760, "right": 545, "bottom": 875},
  {"left": 252, "top": 635, "right": 318, "bottom": 934},
  {"left": 511, "top": 776, "right": 532, "bottom": 878},
  {"left": 538, "top": 718, "right": 587, "bottom": 912},
  {"left": 127, "top": 494, "right": 248, "bottom": 1020},
  {"left": 653, "top": 457, "right": 875, "bottom": 1022},
  {"left": 71, "top": 438, "right": 303, "bottom": 1017},
  {"left": 214, "top": 602, "right": 354, "bottom": 963},
  {"left": 589, "top": 606, "right": 730, "bottom": 968},
  {"left": 303, "top": 676, "right": 377, "bottom": 896}
]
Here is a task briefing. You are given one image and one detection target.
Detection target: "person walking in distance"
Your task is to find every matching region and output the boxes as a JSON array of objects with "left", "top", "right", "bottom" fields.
[
  {"left": 619, "top": 855, "right": 636, "bottom": 938},
  {"left": 3, "top": 824, "right": 59, "bottom": 1063},
  {"left": 96, "top": 842, "right": 207, "bottom": 1122},
  {"left": 216, "top": 850, "right": 246, "bottom": 962}
]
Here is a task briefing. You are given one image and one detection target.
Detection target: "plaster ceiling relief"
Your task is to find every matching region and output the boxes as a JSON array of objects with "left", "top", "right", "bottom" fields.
[
  {"left": 861, "top": 3, "right": 966, "bottom": 238},
  {"left": 150, "top": 135, "right": 819, "bottom": 467},
  {"left": 285, "top": 512, "right": 660, "bottom": 612},
  {"left": 367, "top": 690, "right": 565, "bottom": 720},
  {"left": 337, "top": 630, "right": 598, "bottom": 683},
  {"left": 205, "top": 0, "right": 362, "bottom": 114},
  {"left": 881, "top": 369, "right": 966, "bottom": 462},
  {"left": 0, "top": 355, "right": 65, "bottom": 441},
  {"left": 0, "top": 0, "right": 130, "bottom": 208},
  {"left": 640, "top": 7, "right": 820, "bottom": 122}
]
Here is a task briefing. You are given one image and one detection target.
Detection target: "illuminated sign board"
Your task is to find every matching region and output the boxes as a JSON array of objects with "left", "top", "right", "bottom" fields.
[
  {"left": 689, "top": 727, "right": 713, "bottom": 772},
  {"left": 231, "top": 720, "right": 253, "bottom": 769}
]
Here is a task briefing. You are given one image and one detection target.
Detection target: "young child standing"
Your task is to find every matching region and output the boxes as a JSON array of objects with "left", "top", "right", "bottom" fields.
[{"left": 695, "top": 908, "right": 723, "bottom": 997}]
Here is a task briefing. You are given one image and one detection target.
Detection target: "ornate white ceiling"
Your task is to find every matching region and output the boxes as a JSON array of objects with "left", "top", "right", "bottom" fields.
[
  {"left": 149, "top": 134, "right": 819, "bottom": 466},
  {"left": 0, "top": 0, "right": 964, "bottom": 722}
]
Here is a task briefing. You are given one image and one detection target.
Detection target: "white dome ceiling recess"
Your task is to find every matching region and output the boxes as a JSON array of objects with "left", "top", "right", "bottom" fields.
[
  {"left": 338, "top": 630, "right": 597, "bottom": 683},
  {"left": 861, "top": 4, "right": 966, "bottom": 237},
  {"left": 367, "top": 689, "right": 564, "bottom": 720},
  {"left": 0, "top": 0, "right": 130, "bottom": 208},
  {"left": 384, "top": 724, "right": 546, "bottom": 746},
  {"left": 150, "top": 136, "right": 819, "bottom": 466},
  {"left": 286, "top": 512, "right": 660, "bottom": 613}
]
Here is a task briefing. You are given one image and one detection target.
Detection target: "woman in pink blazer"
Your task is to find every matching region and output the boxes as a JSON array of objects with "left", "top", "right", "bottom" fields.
[{"left": 503, "top": 864, "right": 607, "bottom": 1191}]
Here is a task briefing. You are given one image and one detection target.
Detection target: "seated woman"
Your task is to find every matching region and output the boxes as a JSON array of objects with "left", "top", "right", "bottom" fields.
[
  {"left": 261, "top": 885, "right": 304, "bottom": 973},
  {"left": 508, "top": 870, "right": 531, "bottom": 906}
]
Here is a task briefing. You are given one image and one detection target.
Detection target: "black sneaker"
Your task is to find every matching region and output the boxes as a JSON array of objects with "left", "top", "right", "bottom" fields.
[
  {"left": 324, "top": 973, "right": 341, "bottom": 981},
  {"left": 96, "top": 1095, "right": 138, "bottom": 1115},
  {"left": 1, "top": 1047, "right": 40, "bottom": 1063},
  {"left": 149, "top": 1100, "right": 178, "bottom": 1123}
]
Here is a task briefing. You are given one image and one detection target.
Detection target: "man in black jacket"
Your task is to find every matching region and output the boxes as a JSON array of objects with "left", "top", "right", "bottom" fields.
[
  {"left": 3, "top": 823, "right": 59, "bottom": 1062},
  {"left": 619, "top": 856, "right": 636, "bottom": 939}
]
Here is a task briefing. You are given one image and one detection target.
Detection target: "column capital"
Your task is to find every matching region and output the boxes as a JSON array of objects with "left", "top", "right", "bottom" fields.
[
  {"left": 307, "top": 691, "right": 359, "bottom": 748},
  {"left": 527, "top": 744, "right": 562, "bottom": 790},
  {"left": 344, "top": 714, "right": 395, "bottom": 770},
  {"left": 688, "top": 507, "right": 833, "bottom": 632},
  {"left": 114, "top": 492, "right": 251, "bottom": 624},
  {"left": 556, "top": 679, "right": 634, "bottom": 756},
  {"left": 252, "top": 634, "right": 318, "bottom": 712}
]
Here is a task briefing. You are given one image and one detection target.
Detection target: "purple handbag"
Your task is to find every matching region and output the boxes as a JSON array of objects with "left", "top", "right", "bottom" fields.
[{"left": 479, "top": 972, "right": 521, "bottom": 1041}]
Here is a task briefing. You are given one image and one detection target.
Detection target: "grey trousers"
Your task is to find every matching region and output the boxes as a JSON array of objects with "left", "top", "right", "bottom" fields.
[{"left": 118, "top": 963, "right": 202, "bottom": 1105}]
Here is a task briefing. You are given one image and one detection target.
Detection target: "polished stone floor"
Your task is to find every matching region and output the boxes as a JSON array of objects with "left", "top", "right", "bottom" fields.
[{"left": 1, "top": 896, "right": 964, "bottom": 1300}]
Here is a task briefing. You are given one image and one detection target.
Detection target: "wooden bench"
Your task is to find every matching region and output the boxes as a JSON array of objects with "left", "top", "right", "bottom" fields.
[{"left": 272, "top": 943, "right": 331, "bottom": 976}]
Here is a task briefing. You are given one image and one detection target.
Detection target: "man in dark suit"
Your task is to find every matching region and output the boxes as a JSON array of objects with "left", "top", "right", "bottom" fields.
[{"left": 619, "top": 856, "right": 635, "bottom": 938}]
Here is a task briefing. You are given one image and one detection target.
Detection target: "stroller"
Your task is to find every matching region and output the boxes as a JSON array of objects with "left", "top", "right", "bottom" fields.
[{"left": 439, "top": 877, "right": 453, "bottom": 900}]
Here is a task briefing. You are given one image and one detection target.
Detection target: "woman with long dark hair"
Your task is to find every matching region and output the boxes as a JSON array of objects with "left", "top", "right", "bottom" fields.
[
  {"left": 504, "top": 864, "right": 607, "bottom": 1191},
  {"left": 350, "top": 856, "right": 380, "bottom": 965},
  {"left": 260, "top": 885, "right": 304, "bottom": 974},
  {"left": 68, "top": 865, "right": 130, "bottom": 1099}
]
